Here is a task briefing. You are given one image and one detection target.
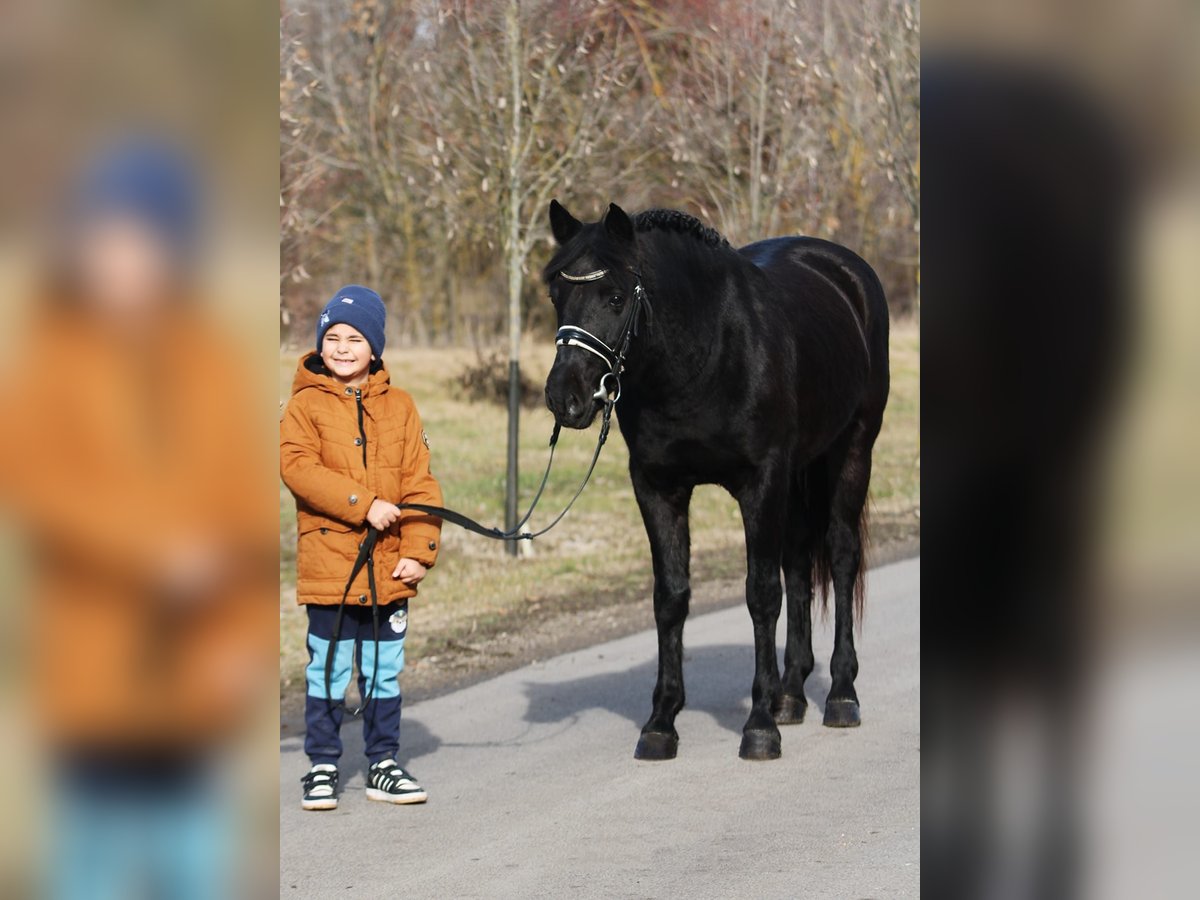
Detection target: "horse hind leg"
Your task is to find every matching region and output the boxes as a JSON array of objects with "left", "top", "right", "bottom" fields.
[
  {"left": 736, "top": 456, "right": 790, "bottom": 760},
  {"left": 822, "top": 427, "right": 875, "bottom": 728},
  {"left": 775, "top": 477, "right": 820, "bottom": 725}
]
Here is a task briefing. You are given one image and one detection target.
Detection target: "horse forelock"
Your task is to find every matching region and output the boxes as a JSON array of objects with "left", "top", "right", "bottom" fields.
[{"left": 542, "top": 229, "right": 628, "bottom": 286}]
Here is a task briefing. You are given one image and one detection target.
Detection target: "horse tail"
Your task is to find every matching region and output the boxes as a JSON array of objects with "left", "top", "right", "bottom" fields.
[
  {"left": 852, "top": 501, "right": 869, "bottom": 623},
  {"left": 802, "top": 456, "right": 869, "bottom": 623},
  {"left": 796, "top": 458, "right": 832, "bottom": 612}
]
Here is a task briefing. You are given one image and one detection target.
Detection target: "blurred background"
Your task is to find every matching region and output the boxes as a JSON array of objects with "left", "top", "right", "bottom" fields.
[{"left": 0, "top": 2, "right": 278, "bottom": 898}]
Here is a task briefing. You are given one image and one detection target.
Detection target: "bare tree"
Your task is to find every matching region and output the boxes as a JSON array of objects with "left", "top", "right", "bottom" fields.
[
  {"left": 848, "top": 0, "right": 920, "bottom": 310},
  {"left": 280, "top": 11, "right": 334, "bottom": 334},
  {"left": 428, "top": 0, "right": 642, "bottom": 543},
  {"left": 278, "top": 0, "right": 921, "bottom": 336},
  {"left": 631, "top": 0, "right": 919, "bottom": 309}
]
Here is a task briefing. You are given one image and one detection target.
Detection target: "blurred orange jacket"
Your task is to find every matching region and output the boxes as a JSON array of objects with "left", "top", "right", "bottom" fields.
[
  {"left": 0, "top": 308, "right": 276, "bottom": 751},
  {"left": 280, "top": 352, "right": 442, "bottom": 607}
]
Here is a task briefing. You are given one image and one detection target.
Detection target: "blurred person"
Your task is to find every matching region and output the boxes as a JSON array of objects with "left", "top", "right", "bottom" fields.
[
  {"left": 0, "top": 137, "right": 275, "bottom": 899},
  {"left": 922, "top": 58, "right": 1132, "bottom": 900},
  {"left": 279, "top": 285, "right": 442, "bottom": 811}
]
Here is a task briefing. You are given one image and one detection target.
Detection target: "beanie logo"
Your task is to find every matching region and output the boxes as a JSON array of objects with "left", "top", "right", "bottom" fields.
[
  {"left": 319, "top": 311, "right": 330, "bottom": 327},
  {"left": 340, "top": 297, "right": 355, "bottom": 304}
]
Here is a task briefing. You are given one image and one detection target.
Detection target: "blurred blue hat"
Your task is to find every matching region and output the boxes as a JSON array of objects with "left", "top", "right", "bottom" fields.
[{"left": 71, "top": 136, "right": 201, "bottom": 257}]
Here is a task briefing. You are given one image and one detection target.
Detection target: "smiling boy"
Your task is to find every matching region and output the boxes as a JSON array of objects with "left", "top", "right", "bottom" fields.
[{"left": 280, "top": 285, "right": 443, "bottom": 810}]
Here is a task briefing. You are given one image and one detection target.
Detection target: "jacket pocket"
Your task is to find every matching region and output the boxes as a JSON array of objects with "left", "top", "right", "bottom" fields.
[
  {"left": 296, "top": 520, "right": 358, "bottom": 585},
  {"left": 296, "top": 511, "right": 355, "bottom": 537}
]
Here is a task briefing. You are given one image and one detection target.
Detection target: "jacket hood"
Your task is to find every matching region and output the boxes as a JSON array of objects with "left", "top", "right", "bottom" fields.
[{"left": 290, "top": 350, "right": 391, "bottom": 398}]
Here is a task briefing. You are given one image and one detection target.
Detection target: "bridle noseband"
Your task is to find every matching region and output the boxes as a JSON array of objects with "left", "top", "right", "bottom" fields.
[{"left": 554, "top": 268, "right": 651, "bottom": 405}]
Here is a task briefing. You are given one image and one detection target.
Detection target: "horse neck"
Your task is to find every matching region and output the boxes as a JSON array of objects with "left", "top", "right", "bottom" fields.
[{"left": 625, "top": 240, "right": 728, "bottom": 395}]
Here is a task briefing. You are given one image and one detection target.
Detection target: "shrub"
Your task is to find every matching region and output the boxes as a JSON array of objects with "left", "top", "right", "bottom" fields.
[{"left": 451, "top": 350, "right": 543, "bottom": 408}]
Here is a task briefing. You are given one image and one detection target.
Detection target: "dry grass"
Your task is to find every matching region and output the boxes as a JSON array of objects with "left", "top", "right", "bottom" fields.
[{"left": 279, "top": 320, "right": 919, "bottom": 697}]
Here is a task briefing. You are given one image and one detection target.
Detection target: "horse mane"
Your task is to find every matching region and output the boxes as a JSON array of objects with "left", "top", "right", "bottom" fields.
[{"left": 633, "top": 209, "right": 731, "bottom": 250}]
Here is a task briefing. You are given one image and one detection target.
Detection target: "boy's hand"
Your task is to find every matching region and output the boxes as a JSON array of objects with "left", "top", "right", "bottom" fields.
[
  {"left": 159, "top": 539, "right": 228, "bottom": 604},
  {"left": 392, "top": 557, "right": 427, "bottom": 586},
  {"left": 366, "top": 499, "right": 401, "bottom": 531}
]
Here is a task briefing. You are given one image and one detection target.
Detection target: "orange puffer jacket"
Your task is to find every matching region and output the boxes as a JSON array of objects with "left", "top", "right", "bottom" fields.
[{"left": 280, "top": 352, "right": 443, "bottom": 605}]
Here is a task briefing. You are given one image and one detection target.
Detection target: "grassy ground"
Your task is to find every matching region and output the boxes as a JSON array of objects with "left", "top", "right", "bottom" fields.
[{"left": 279, "top": 319, "right": 919, "bottom": 701}]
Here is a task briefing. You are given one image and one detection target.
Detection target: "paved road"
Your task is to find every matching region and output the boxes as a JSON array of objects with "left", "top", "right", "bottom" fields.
[{"left": 280, "top": 557, "right": 920, "bottom": 899}]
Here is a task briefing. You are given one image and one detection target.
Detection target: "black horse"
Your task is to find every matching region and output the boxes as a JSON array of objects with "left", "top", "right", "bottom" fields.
[{"left": 543, "top": 201, "right": 890, "bottom": 760}]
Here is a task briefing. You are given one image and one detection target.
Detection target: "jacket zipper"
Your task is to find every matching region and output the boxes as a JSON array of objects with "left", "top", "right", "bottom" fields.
[{"left": 354, "top": 388, "right": 368, "bottom": 469}]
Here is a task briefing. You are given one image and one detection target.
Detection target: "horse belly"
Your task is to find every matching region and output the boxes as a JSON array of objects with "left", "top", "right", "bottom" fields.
[
  {"left": 671, "top": 438, "right": 751, "bottom": 484},
  {"left": 627, "top": 418, "right": 759, "bottom": 487}
]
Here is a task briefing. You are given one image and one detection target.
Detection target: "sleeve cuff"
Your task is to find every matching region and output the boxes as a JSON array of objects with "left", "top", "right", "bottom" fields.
[
  {"left": 400, "top": 535, "right": 439, "bottom": 568},
  {"left": 348, "top": 491, "right": 377, "bottom": 524}
]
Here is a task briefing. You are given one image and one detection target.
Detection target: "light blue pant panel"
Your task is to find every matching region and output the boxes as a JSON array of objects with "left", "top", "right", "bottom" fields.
[
  {"left": 359, "top": 635, "right": 404, "bottom": 698},
  {"left": 305, "top": 634, "right": 355, "bottom": 699}
]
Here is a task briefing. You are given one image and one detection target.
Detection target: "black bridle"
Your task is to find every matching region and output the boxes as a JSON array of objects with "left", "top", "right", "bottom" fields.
[
  {"left": 326, "top": 269, "right": 650, "bottom": 717},
  {"left": 554, "top": 267, "right": 652, "bottom": 407}
]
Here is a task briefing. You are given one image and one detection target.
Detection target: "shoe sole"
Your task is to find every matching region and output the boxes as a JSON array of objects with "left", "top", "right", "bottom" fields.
[
  {"left": 365, "top": 787, "right": 427, "bottom": 805},
  {"left": 301, "top": 798, "right": 338, "bottom": 811}
]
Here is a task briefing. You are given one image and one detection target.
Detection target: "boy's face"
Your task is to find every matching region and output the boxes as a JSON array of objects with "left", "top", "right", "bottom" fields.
[
  {"left": 74, "top": 214, "right": 176, "bottom": 322},
  {"left": 320, "top": 323, "right": 373, "bottom": 385}
]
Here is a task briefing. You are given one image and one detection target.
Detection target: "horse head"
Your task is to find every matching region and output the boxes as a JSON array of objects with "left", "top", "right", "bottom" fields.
[{"left": 542, "top": 199, "right": 645, "bottom": 429}]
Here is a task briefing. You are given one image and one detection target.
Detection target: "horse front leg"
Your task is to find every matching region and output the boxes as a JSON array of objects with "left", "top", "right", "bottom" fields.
[
  {"left": 737, "top": 459, "right": 789, "bottom": 760},
  {"left": 631, "top": 469, "right": 693, "bottom": 761}
]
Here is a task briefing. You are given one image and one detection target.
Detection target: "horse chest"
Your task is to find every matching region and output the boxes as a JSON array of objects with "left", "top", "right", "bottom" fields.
[{"left": 620, "top": 407, "right": 752, "bottom": 483}]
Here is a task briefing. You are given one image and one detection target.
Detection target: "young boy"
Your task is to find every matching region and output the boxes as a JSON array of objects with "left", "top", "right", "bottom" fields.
[{"left": 280, "top": 285, "right": 443, "bottom": 811}]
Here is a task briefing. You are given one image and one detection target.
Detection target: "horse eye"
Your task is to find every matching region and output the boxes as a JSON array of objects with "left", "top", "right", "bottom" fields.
[{"left": 608, "top": 294, "right": 625, "bottom": 310}]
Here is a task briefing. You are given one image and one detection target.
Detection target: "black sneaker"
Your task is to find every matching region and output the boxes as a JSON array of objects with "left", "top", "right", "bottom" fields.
[
  {"left": 366, "top": 760, "right": 427, "bottom": 805},
  {"left": 301, "top": 764, "right": 339, "bottom": 811}
]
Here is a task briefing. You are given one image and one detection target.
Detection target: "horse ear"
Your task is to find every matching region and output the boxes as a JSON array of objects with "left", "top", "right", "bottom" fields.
[
  {"left": 603, "top": 203, "right": 634, "bottom": 243},
  {"left": 549, "top": 199, "right": 582, "bottom": 245}
]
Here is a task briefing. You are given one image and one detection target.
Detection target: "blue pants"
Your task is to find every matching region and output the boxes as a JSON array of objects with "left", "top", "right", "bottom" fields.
[
  {"left": 304, "top": 600, "right": 408, "bottom": 766},
  {"left": 49, "top": 755, "right": 232, "bottom": 900}
]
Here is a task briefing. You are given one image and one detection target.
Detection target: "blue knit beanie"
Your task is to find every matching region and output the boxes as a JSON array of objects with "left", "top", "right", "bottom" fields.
[{"left": 316, "top": 285, "right": 387, "bottom": 358}]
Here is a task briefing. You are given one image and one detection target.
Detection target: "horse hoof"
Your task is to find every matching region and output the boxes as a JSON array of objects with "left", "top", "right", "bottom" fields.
[
  {"left": 773, "top": 694, "right": 807, "bottom": 725},
  {"left": 635, "top": 731, "right": 679, "bottom": 760},
  {"left": 823, "top": 699, "right": 862, "bottom": 728},
  {"left": 739, "top": 729, "right": 782, "bottom": 760}
]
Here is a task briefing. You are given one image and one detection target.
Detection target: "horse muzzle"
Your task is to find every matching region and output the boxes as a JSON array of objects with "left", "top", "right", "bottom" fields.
[{"left": 545, "top": 358, "right": 607, "bottom": 430}]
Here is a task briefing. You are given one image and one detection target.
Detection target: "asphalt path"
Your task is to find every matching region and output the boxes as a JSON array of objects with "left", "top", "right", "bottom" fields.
[{"left": 280, "top": 556, "right": 920, "bottom": 899}]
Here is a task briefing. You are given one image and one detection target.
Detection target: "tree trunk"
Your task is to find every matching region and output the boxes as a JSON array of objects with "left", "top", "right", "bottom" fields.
[
  {"left": 402, "top": 200, "right": 427, "bottom": 344},
  {"left": 503, "top": 0, "right": 523, "bottom": 556},
  {"left": 749, "top": 43, "right": 770, "bottom": 237}
]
